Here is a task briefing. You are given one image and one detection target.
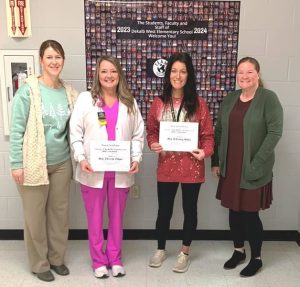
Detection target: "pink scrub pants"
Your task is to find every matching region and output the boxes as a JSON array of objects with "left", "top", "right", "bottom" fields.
[{"left": 81, "top": 177, "right": 129, "bottom": 269}]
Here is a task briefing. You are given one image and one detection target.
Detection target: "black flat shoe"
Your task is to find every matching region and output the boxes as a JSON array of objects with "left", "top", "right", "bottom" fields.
[
  {"left": 240, "top": 258, "right": 262, "bottom": 277},
  {"left": 50, "top": 264, "right": 70, "bottom": 276},
  {"left": 224, "top": 250, "right": 246, "bottom": 269}
]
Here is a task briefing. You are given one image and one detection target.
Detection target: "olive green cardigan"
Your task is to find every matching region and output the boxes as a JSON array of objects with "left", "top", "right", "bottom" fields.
[{"left": 211, "top": 87, "right": 283, "bottom": 189}]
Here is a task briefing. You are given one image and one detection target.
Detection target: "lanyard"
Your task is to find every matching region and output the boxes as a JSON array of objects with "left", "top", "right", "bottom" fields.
[{"left": 170, "top": 98, "right": 184, "bottom": 122}]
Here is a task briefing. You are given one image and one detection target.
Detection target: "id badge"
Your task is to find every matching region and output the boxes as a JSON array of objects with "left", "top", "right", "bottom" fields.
[{"left": 98, "top": 111, "right": 107, "bottom": 126}]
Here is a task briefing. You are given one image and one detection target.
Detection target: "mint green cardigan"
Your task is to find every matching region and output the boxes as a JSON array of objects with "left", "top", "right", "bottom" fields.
[{"left": 211, "top": 87, "right": 283, "bottom": 189}]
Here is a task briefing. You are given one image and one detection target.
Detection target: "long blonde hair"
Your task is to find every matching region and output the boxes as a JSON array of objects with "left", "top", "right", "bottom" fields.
[{"left": 90, "top": 55, "right": 135, "bottom": 114}]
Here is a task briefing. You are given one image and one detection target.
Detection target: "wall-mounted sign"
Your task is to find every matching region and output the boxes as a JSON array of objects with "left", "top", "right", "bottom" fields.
[
  {"left": 6, "top": 0, "right": 32, "bottom": 37},
  {"left": 116, "top": 19, "right": 208, "bottom": 40}
]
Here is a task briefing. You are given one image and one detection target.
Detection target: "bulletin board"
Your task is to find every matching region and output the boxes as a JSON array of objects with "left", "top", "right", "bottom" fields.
[{"left": 84, "top": 0, "right": 241, "bottom": 124}]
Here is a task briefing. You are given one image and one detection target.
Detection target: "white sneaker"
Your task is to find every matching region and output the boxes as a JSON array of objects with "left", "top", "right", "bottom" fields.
[
  {"left": 94, "top": 266, "right": 109, "bottom": 278},
  {"left": 112, "top": 265, "right": 126, "bottom": 277},
  {"left": 173, "top": 252, "right": 191, "bottom": 273},
  {"left": 149, "top": 249, "right": 167, "bottom": 267}
]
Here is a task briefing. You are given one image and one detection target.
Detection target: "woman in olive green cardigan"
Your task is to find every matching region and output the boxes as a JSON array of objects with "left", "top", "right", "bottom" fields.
[{"left": 211, "top": 57, "right": 283, "bottom": 277}]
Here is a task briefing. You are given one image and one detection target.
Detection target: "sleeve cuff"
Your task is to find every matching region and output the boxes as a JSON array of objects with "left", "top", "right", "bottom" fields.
[{"left": 77, "top": 154, "right": 86, "bottom": 163}]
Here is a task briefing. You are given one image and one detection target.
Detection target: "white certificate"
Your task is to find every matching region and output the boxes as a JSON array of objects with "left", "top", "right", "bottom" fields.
[
  {"left": 159, "top": 122, "right": 199, "bottom": 152},
  {"left": 90, "top": 141, "right": 131, "bottom": 172}
]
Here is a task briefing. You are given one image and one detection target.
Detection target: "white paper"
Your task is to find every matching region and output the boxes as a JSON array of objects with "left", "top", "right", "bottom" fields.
[
  {"left": 90, "top": 140, "right": 130, "bottom": 172},
  {"left": 159, "top": 121, "right": 199, "bottom": 152}
]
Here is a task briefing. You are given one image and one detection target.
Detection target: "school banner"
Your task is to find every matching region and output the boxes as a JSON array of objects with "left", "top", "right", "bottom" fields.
[{"left": 84, "top": 1, "right": 241, "bottom": 124}]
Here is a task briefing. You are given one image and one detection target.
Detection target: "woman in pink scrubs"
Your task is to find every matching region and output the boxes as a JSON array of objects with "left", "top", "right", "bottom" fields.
[{"left": 70, "top": 55, "right": 144, "bottom": 278}]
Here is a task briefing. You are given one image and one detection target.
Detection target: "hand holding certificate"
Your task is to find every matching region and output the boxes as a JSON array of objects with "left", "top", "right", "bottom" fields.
[
  {"left": 90, "top": 140, "right": 131, "bottom": 172},
  {"left": 159, "top": 121, "right": 199, "bottom": 152}
]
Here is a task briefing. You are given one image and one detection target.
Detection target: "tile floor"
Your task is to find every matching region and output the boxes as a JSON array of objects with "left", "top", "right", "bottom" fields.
[{"left": 0, "top": 240, "right": 299, "bottom": 287}]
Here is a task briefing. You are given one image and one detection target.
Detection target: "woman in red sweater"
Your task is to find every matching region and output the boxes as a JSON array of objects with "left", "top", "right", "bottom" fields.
[{"left": 147, "top": 52, "right": 214, "bottom": 273}]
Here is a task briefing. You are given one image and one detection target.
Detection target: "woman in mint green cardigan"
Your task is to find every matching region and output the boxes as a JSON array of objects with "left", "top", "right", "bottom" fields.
[
  {"left": 10, "top": 40, "right": 77, "bottom": 282},
  {"left": 211, "top": 57, "right": 283, "bottom": 277}
]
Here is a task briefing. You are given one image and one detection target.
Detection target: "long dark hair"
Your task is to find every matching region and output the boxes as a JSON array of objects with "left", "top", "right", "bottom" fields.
[
  {"left": 160, "top": 52, "right": 199, "bottom": 120},
  {"left": 237, "top": 56, "right": 264, "bottom": 87}
]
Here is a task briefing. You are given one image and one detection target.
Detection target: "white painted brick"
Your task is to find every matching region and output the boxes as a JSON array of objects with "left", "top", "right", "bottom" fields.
[
  {"left": 241, "top": 0, "right": 294, "bottom": 30},
  {"left": 259, "top": 56, "right": 289, "bottom": 81},
  {"left": 65, "top": 81, "right": 86, "bottom": 94},
  {"left": 283, "top": 106, "right": 300, "bottom": 131},
  {"left": 0, "top": 153, "right": 5, "bottom": 175},
  {"left": 60, "top": 55, "right": 86, "bottom": 80},
  {"left": 7, "top": 198, "right": 22, "bottom": 220},
  {"left": 0, "top": 219, "right": 23, "bottom": 229},
  {"left": 0, "top": 176, "right": 19, "bottom": 197},
  {"left": 240, "top": 0, "right": 269, "bottom": 30},
  {"left": 288, "top": 57, "right": 300, "bottom": 81},
  {"left": 35, "top": 28, "right": 85, "bottom": 56},
  {"left": 3, "top": 153, "right": 10, "bottom": 176},
  {"left": 69, "top": 181, "right": 87, "bottom": 228},
  {"left": 267, "top": 32, "right": 300, "bottom": 57},
  {"left": 0, "top": 198, "right": 7, "bottom": 218},
  {"left": 0, "top": 99, "right": 4, "bottom": 128},
  {"left": 0, "top": 134, "right": 9, "bottom": 152},
  {"left": 293, "top": 5, "right": 300, "bottom": 29},
  {"left": 278, "top": 131, "right": 300, "bottom": 155},
  {"left": 0, "top": 0, "right": 299, "bottom": 231},
  {"left": 139, "top": 153, "right": 157, "bottom": 178},
  {"left": 34, "top": 1, "right": 84, "bottom": 29},
  {"left": 271, "top": 176, "right": 300, "bottom": 229},
  {"left": 269, "top": 82, "right": 300, "bottom": 106},
  {"left": 239, "top": 30, "right": 267, "bottom": 56},
  {"left": 275, "top": 152, "right": 300, "bottom": 177}
]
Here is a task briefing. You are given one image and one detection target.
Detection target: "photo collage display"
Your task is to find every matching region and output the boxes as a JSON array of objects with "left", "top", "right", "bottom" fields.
[{"left": 84, "top": 0, "right": 241, "bottom": 124}]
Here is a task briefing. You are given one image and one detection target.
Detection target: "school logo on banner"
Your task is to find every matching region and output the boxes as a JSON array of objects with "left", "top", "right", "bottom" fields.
[{"left": 153, "top": 59, "right": 168, "bottom": 78}]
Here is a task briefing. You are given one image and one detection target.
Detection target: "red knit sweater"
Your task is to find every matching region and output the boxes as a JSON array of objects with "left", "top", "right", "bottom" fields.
[{"left": 146, "top": 96, "right": 214, "bottom": 183}]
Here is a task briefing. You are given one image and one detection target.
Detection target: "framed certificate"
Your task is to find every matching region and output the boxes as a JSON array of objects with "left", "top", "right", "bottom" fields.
[
  {"left": 90, "top": 140, "right": 131, "bottom": 172},
  {"left": 159, "top": 122, "right": 199, "bottom": 152}
]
